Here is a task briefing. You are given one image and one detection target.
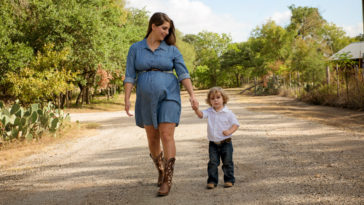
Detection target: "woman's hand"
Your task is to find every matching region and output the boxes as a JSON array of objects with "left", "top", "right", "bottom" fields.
[
  {"left": 124, "top": 82, "right": 134, "bottom": 117},
  {"left": 125, "top": 99, "right": 133, "bottom": 117},
  {"left": 189, "top": 96, "right": 199, "bottom": 110}
]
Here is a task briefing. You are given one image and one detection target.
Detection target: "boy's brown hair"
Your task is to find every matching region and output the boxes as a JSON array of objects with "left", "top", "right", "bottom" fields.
[{"left": 205, "top": 87, "right": 229, "bottom": 106}]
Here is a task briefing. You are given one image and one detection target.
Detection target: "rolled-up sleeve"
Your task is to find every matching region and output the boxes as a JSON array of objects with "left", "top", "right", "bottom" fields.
[
  {"left": 124, "top": 44, "right": 137, "bottom": 84},
  {"left": 173, "top": 46, "right": 190, "bottom": 82}
]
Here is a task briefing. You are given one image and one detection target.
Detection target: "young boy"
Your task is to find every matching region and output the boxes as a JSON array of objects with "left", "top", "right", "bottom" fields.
[{"left": 192, "top": 87, "right": 239, "bottom": 189}]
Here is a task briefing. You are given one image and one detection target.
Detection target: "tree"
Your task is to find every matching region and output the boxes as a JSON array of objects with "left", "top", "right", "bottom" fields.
[
  {"left": 186, "top": 31, "right": 231, "bottom": 88},
  {"left": 6, "top": 44, "right": 74, "bottom": 104},
  {"left": 322, "top": 23, "right": 353, "bottom": 55},
  {"left": 0, "top": 1, "right": 33, "bottom": 98},
  {"left": 176, "top": 30, "right": 196, "bottom": 74},
  {"left": 220, "top": 43, "right": 245, "bottom": 87},
  {"left": 286, "top": 5, "right": 329, "bottom": 87}
]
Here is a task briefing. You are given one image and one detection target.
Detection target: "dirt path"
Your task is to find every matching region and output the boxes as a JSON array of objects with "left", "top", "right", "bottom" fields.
[{"left": 1, "top": 89, "right": 363, "bottom": 205}]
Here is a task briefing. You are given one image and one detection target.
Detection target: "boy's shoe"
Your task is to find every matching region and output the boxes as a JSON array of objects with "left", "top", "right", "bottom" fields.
[
  {"left": 224, "top": 182, "right": 233, "bottom": 188},
  {"left": 206, "top": 183, "right": 216, "bottom": 189}
]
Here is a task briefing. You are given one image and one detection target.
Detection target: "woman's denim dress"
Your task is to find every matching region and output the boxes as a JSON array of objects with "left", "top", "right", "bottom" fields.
[{"left": 123, "top": 39, "right": 190, "bottom": 129}]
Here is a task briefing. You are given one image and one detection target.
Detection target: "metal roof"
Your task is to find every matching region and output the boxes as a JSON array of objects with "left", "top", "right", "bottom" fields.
[{"left": 331, "top": 41, "right": 364, "bottom": 60}]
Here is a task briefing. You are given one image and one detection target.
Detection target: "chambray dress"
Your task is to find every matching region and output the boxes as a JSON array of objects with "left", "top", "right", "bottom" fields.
[{"left": 123, "top": 39, "right": 190, "bottom": 129}]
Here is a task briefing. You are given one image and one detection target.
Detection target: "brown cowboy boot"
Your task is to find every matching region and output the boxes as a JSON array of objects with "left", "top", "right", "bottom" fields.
[
  {"left": 150, "top": 152, "right": 165, "bottom": 187},
  {"left": 158, "top": 158, "right": 175, "bottom": 196}
]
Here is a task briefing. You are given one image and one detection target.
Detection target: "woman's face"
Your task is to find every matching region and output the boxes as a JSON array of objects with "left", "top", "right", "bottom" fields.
[{"left": 152, "top": 21, "right": 170, "bottom": 41}]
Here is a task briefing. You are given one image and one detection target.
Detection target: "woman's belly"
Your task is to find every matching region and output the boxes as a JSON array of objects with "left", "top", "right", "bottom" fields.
[{"left": 136, "top": 71, "right": 178, "bottom": 98}]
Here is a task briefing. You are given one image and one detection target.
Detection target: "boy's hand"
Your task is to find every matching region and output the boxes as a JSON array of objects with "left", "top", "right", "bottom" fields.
[
  {"left": 222, "top": 130, "right": 230, "bottom": 136},
  {"left": 191, "top": 99, "right": 199, "bottom": 110},
  {"left": 223, "top": 124, "right": 239, "bottom": 136}
]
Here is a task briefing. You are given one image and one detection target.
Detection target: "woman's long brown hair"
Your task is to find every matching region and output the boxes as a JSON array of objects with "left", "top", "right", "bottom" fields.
[{"left": 145, "top": 12, "right": 176, "bottom": 46}]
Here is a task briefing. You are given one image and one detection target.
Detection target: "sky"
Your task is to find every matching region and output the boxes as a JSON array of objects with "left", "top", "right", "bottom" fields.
[{"left": 125, "top": 0, "right": 363, "bottom": 42}]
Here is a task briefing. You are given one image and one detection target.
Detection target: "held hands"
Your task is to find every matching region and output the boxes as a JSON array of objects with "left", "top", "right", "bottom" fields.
[
  {"left": 189, "top": 97, "right": 199, "bottom": 111},
  {"left": 190, "top": 97, "right": 203, "bottom": 118}
]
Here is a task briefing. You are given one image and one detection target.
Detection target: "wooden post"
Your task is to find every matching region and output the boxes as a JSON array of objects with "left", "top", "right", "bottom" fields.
[
  {"left": 346, "top": 67, "right": 349, "bottom": 103},
  {"left": 336, "top": 64, "right": 340, "bottom": 97},
  {"left": 355, "top": 65, "right": 362, "bottom": 104},
  {"left": 355, "top": 65, "right": 360, "bottom": 84},
  {"left": 362, "top": 0, "right": 364, "bottom": 35},
  {"left": 326, "top": 66, "right": 330, "bottom": 86}
]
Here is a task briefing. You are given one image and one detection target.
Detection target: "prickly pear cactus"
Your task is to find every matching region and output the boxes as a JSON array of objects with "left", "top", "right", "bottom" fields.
[{"left": 0, "top": 100, "right": 70, "bottom": 141}]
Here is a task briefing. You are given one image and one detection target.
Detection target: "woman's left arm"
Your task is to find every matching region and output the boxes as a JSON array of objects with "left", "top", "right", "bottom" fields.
[
  {"left": 181, "top": 78, "right": 198, "bottom": 109},
  {"left": 173, "top": 46, "right": 198, "bottom": 109}
]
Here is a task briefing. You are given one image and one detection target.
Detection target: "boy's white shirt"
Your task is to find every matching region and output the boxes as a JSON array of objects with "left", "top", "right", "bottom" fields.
[{"left": 202, "top": 106, "right": 240, "bottom": 142}]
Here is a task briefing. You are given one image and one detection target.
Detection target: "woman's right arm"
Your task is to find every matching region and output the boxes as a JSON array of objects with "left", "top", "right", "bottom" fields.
[
  {"left": 124, "top": 82, "right": 134, "bottom": 117},
  {"left": 124, "top": 44, "right": 137, "bottom": 117}
]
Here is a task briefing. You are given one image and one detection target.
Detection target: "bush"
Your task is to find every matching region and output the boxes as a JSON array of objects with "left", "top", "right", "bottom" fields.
[{"left": 282, "top": 83, "right": 364, "bottom": 109}]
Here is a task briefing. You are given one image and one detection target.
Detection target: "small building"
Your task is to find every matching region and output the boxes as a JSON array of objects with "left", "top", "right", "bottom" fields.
[{"left": 331, "top": 41, "right": 364, "bottom": 68}]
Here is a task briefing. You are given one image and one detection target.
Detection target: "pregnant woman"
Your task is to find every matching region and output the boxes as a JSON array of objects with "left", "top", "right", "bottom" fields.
[{"left": 123, "top": 12, "right": 197, "bottom": 196}]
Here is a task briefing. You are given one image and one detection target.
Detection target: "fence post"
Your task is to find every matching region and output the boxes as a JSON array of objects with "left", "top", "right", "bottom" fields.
[
  {"left": 336, "top": 64, "right": 340, "bottom": 97},
  {"left": 326, "top": 66, "right": 330, "bottom": 86}
]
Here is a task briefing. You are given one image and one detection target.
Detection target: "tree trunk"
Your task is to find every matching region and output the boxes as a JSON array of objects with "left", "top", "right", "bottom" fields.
[
  {"left": 85, "top": 86, "right": 90, "bottom": 104},
  {"left": 235, "top": 73, "right": 240, "bottom": 87},
  {"left": 60, "top": 92, "right": 66, "bottom": 109},
  {"left": 107, "top": 87, "right": 110, "bottom": 100},
  {"left": 76, "top": 84, "right": 84, "bottom": 106},
  {"left": 65, "top": 90, "right": 71, "bottom": 107},
  {"left": 254, "top": 77, "right": 257, "bottom": 95}
]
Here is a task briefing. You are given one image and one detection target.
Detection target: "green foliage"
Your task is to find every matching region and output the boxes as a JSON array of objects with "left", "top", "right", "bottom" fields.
[
  {"left": 5, "top": 44, "right": 75, "bottom": 104},
  {"left": 220, "top": 43, "right": 246, "bottom": 87},
  {"left": 290, "top": 38, "right": 326, "bottom": 83},
  {"left": 191, "top": 65, "right": 210, "bottom": 89},
  {"left": 186, "top": 31, "right": 231, "bottom": 87},
  {"left": 0, "top": 101, "right": 70, "bottom": 141},
  {"left": 287, "top": 4, "right": 326, "bottom": 40},
  {"left": 0, "top": 1, "right": 33, "bottom": 86},
  {"left": 0, "top": 0, "right": 148, "bottom": 104},
  {"left": 323, "top": 23, "right": 353, "bottom": 55},
  {"left": 1, "top": 0, "right": 360, "bottom": 110},
  {"left": 176, "top": 30, "right": 196, "bottom": 74}
]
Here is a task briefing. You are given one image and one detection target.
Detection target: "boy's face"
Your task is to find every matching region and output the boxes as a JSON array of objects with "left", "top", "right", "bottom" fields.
[{"left": 209, "top": 92, "right": 224, "bottom": 111}]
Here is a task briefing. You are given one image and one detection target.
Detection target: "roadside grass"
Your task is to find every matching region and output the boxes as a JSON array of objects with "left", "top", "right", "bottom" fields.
[
  {"left": 64, "top": 93, "right": 136, "bottom": 113},
  {"left": 0, "top": 121, "right": 100, "bottom": 169}
]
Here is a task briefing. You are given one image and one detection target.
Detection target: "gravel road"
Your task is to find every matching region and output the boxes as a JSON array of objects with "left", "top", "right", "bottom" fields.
[{"left": 0, "top": 89, "right": 363, "bottom": 205}]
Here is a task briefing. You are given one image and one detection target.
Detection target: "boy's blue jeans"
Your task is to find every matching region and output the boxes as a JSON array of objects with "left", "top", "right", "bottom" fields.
[{"left": 207, "top": 140, "right": 235, "bottom": 185}]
